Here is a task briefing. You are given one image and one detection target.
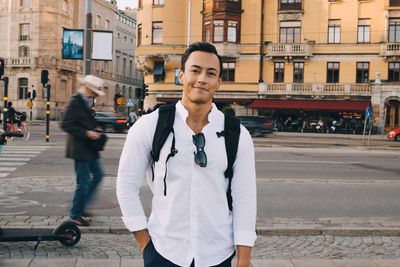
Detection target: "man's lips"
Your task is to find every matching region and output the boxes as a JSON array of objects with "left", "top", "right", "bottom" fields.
[{"left": 193, "top": 87, "right": 208, "bottom": 92}]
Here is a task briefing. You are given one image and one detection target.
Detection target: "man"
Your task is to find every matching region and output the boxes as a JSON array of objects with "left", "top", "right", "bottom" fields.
[
  {"left": 6, "top": 102, "right": 22, "bottom": 130},
  {"left": 61, "top": 75, "right": 105, "bottom": 226},
  {"left": 117, "top": 42, "right": 257, "bottom": 267}
]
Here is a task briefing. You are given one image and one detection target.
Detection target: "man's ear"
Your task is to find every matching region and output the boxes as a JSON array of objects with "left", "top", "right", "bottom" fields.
[{"left": 178, "top": 69, "right": 184, "bottom": 84}]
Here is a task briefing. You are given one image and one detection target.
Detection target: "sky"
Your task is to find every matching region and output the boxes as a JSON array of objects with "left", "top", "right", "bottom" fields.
[{"left": 117, "top": 0, "right": 137, "bottom": 9}]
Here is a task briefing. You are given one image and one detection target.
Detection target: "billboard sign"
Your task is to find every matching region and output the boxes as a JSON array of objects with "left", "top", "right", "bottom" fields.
[
  {"left": 62, "top": 28, "right": 84, "bottom": 60},
  {"left": 92, "top": 30, "right": 113, "bottom": 61}
]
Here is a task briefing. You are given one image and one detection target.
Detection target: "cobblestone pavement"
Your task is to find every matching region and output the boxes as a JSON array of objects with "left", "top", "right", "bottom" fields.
[{"left": 1, "top": 233, "right": 400, "bottom": 260}]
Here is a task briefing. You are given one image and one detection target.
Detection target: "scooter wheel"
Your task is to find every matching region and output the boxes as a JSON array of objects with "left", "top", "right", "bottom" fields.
[{"left": 54, "top": 221, "right": 81, "bottom": 247}]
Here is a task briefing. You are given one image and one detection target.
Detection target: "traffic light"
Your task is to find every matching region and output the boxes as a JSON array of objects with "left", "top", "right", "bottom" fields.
[
  {"left": 32, "top": 89, "right": 37, "bottom": 100},
  {"left": 135, "top": 87, "right": 142, "bottom": 99},
  {"left": 0, "top": 58, "right": 4, "bottom": 77},
  {"left": 141, "top": 84, "right": 149, "bottom": 99},
  {"left": 41, "top": 70, "right": 49, "bottom": 85},
  {"left": 26, "top": 91, "right": 31, "bottom": 99}
]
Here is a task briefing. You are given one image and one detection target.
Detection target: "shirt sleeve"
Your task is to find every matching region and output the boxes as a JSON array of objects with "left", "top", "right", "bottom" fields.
[
  {"left": 116, "top": 114, "right": 155, "bottom": 232},
  {"left": 231, "top": 125, "right": 257, "bottom": 247}
]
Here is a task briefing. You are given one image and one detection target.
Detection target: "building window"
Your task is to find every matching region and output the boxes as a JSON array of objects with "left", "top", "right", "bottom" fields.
[
  {"left": 138, "top": 0, "right": 143, "bottom": 8},
  {"left": 19, "top": 23, "right": 30, "bottom": 41},
  {"left": 227, "top": 21, "right": 238, "bottom": 43},
  {"left": 358, "top": 19, "right": 370, "bottom": 43},
  {"left": 389, "top": 19, "right": 400, "bottom": 42},
  {"left": 153, "top": 61, "right": 165, "bottom": 83},
  {"left": 356, "top": 62, "right": 369, "bottom": 83},
  {"left": 116, "top": 55, "right": 120, "bottom": 74},
  {"left": 204, "top": 21, "right": 212, "bottom": 43},
  {"left": 388, "top": 62, "right": 400, "bottom": 82},
  {"left": 222, "top": 61, "right": 235, "bottom": 82},
  {"left": 105, "top": 19, "right": 110, "bottom": 30},
  {"left": 274, "top": 62, "right": 285, "bottom": 83},
  {"left": 390, "top": 0, "right": 400, "bottom": 7},
  {"left": 328, "top": 20, "right": 340, "bottom": 44},
  {"left": 152, "top": 22, "right": 163, "bottom": 44},
  {"left": 153, "top": 0, "right": 164, "bottom": 5},
  {"left": 213, "top": 20, "right": 224, "bottom": 42},
  {"left": 327, "top": 62, "right": 340, "bottom": 83},
  {"left": 129, "top": 60, "right": 133, "bottom": 76},
  {"left": 123, "top": 58, "right": 127, "bottom": 76},
  {"left": 19, "top": 46, "right": 29, "bottom": 57},
  {"left": 280, "top": 27, "right": 301, "bottom": 43},
  {"left": 138, "top": 24, "right": 142, "bottom": 46},
  {"left": 280, "top": 0, "right": 302, "bottom": 11},
  {"left": 96, "top": 15, "right": 101, "bottom": 29},
  {"left": 18, "top": 78, "right": 29, "bottom": 100},
  {"left": 293, "top": 62, "right": 304, "bottom": 83},
  {"left": 20, "top": 0, "right": 31, "bottom": 6}
]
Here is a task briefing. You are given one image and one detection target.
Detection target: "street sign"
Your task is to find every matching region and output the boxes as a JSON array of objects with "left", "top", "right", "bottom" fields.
[
  {"left": 365, "top": 107, "right": 372, "bottom": 118},
  {"left": 27, "top": 100, "right": 33, "bottom": 109},
  {"left": 126, "top": 98, "right": 135, "bottom": 107}
]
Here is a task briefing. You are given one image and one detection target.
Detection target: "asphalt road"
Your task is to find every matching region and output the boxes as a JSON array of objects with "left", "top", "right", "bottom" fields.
[{"left": 1, "top": 123, "right": 399, "bottom": 219}]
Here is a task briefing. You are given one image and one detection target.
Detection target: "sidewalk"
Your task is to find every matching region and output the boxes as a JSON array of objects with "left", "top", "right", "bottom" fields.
[
  {"left": 2, "top": 216, "right": 400, "bottom": 266},
  {"left": 2, "top": 258, "right": 400, "bottom": 267}
]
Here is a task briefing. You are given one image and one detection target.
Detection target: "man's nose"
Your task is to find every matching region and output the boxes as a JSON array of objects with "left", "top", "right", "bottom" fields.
[{"left": 197, "top": 71, "right": 207, "bottom": 83}]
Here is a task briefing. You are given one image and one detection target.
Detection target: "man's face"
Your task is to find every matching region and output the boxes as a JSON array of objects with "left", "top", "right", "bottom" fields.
[
  {"left": 179, "top": 51, "right": 221, "bottom": 106},
  {"left": 85, "top": 86, "right": 98, "bottom": 99}
]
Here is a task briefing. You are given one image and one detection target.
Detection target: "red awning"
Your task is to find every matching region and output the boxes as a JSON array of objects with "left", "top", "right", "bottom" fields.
[{"left": 250, "top": 99, "right": 370, "bottom": 112}]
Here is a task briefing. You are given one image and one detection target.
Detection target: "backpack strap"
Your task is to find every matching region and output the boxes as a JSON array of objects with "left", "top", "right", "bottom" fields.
[
  {"left": 223, "top": 114, "right": 240, "bottom": 211},
  {"left": 150, "top": 104, "right": 178, "bottom": 196}
]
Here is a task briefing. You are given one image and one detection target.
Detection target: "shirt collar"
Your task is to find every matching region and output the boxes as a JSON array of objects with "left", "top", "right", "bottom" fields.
[{"left": 176, "top": 101, "right": 218, "bottom": 123}]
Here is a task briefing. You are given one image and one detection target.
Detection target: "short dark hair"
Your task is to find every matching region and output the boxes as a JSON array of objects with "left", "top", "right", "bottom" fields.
[{"left": 181, "top": 42, "right": 222, "bottom": 77}]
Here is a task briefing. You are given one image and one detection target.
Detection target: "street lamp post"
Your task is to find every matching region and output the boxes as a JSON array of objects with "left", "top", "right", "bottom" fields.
[{"left": 84, "top": 0, "right": 92, "bottom": 76}]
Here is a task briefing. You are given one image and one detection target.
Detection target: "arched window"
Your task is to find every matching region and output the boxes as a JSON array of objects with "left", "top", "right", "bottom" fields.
[{"left": 18, "top": 78, "right": 29, "bottom": 99}]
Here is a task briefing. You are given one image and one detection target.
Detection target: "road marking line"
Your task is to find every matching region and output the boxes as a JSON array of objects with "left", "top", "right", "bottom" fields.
[
  {"left": 0, "top": 162, "right": 25, "bottom": 166},
  {"left": 1, "top": 154, "right": 37, "bottom": 157},
  {"left": 0, "top": 157, "right": 31, "bottom": 161},
  {"left": 0, "top": 173, "right": 9, "bottom": 178},
  {"left": 0, "top": 167, "right": 17, "bottom": 171},
  {"left": 256, "top": 178, "right": 400, "bottom": 184},
  {"left": 2, "top": 151, "right": 41, "bottom": 154}
]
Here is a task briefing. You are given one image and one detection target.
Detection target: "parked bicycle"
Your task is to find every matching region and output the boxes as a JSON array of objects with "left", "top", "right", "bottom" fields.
[{"left": 5, "top": 112, "right": 30, "bottom": 141}]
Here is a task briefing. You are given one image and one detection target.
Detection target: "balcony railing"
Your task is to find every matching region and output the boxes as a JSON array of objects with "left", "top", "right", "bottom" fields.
[
  {"left": 380, "top": 42, "right": 400, "bottom": 57},
  {"left": 390, "top": 0, "right": 400, "bottom": 7},
  {"left": 5, "top": 57, "right": 38, "bottom": 67},
  {"left": 279, "top": 2, "right": 302, "bottom": 11},
  {"left": 258, "top": 83, "right": 372, "bottom": 96},
  {"left": 267, "top": 43, "right": 313, "bottom": 58}
]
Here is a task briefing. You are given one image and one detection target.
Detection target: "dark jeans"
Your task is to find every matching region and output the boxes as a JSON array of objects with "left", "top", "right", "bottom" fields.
[
  {"left": 143, "top": 240, "right": 235, "bottom": 267},
  {"left": 69, "top": 156, "right": 103, "bottom": 218}
]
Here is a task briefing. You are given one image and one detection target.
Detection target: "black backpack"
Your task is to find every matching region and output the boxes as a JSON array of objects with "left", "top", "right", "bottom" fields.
[{"left": 150, "top": 104, "right": 240, "bottom": 211}]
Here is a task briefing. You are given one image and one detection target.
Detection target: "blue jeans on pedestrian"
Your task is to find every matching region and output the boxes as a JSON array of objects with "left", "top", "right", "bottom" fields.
[{"left": 69, "top": 156, "right": 103, "bottom": 219}]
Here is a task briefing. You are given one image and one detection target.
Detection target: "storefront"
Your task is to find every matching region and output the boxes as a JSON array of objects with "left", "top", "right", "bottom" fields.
[{"left": 250, "top": 99, "right": 371, "bottom": 134}]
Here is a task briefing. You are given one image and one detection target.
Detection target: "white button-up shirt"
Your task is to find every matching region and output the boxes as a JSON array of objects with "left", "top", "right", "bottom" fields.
[{"left": 117, "top": 102, "right": 257, "bottom": 267}]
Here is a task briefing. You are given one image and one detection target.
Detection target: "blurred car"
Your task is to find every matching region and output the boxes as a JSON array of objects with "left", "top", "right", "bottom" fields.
[
  {"left": 237, "top": 116, "right": 273, "bottom": 137},
  {"left": 94, "top": 112, "right": 128, "bottom": 133},
  {"left": 387, "top": 128, "right": 400, "bottom": 142}
]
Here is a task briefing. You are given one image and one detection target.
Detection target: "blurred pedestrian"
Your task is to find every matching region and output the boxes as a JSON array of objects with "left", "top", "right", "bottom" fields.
[
  {"left": 117, "top": 42, "right": 257, "bottom": 267},
  {"left": 61, "top": 75, "right": 106, "bottom": 226}
]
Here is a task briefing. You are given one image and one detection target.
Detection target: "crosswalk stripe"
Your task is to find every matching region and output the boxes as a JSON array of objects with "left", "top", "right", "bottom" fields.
[
  {"left": 0, "top": 162, "right": 25, "bottom": 166},
  {"left": 0, "top": 167, "right": 17, "bottom": 171},
  {"left": 2, "top": 151, "right": 41, "bottom": 154},
  {"left": 0, "top": 157, "right": 31, "bottom": 161},
  {"left": 1, "top": 154, "right": 37, "bottom": 157},
  {"left": 0, "top": 173, "right": 9, "bottom": 178}
]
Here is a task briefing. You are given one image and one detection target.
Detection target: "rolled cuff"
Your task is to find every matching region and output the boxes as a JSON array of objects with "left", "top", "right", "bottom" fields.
[
  {"left": 121, "top": 215, "right": 148, "bottom": 232},
  {"left": 234, "top": 230, "right": 257, "bottom": 247}
]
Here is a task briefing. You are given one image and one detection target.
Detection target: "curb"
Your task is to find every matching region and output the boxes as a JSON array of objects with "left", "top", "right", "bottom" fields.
[{"left": 3, "top": 225, "right": 400, "bottom": 236}]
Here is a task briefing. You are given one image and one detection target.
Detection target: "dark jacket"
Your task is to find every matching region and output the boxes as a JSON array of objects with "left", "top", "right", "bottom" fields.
[{"left": 61, "top": 93, "right": 98, "bottom": 161}]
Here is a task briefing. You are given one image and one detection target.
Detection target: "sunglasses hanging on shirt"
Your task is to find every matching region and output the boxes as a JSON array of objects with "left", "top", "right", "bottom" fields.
[{"left": 192, "top": 133, "right": 207, "bottom": 167}]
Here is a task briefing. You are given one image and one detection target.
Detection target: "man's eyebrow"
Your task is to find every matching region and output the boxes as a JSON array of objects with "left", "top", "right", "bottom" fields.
[{"left": 189, "top": 64, "right": 218, "bottom": 72}]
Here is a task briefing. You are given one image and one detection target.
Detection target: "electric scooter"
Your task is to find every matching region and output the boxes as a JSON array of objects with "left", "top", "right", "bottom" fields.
[{"left": 0, "top": 131, "right": 81, "bottom": 252}]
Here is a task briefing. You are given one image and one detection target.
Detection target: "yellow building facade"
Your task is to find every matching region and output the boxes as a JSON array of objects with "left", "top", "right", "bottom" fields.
[{"left": 136, "top": 0, "right": 400, "bottom": 132}]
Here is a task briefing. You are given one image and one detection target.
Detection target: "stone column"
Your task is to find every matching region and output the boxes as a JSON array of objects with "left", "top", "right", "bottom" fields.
[{"left": 371, "top": 73, "right": 383, "bottom": 134}]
